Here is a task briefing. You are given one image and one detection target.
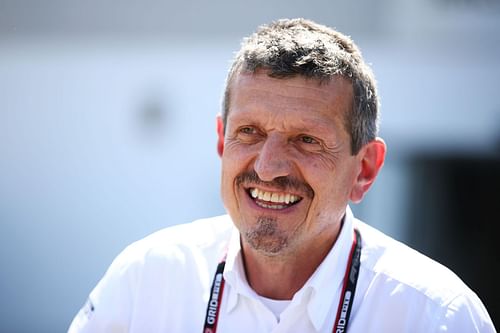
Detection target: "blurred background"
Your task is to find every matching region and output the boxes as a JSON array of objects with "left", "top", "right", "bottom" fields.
[{"left": 0, "top": 0, "right": 499, "bottom": 331}]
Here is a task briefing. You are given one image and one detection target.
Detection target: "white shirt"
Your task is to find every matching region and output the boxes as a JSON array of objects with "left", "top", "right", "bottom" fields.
[{"left": 69, "top": 208, "right": 496, "bottom": 332}]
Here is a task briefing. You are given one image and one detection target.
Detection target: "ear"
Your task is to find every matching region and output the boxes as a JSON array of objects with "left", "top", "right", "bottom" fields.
[
  {"left": 216, "top": 114, "right": 225, "bottom": 157},
  {"left": 349, "top": 138, "right": 386, "bottom": 203}
]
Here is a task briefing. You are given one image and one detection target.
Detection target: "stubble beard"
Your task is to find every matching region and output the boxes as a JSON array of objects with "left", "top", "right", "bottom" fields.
[{"left": 244, "top": 216, "right": 289, "bottom": 255}]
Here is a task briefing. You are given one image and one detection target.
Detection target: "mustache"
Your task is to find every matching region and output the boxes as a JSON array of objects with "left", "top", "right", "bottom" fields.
[{"left": 235, "top": 170, "right": 314, "bottom": 199}]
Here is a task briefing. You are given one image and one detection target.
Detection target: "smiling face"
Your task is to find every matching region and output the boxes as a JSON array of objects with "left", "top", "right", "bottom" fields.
[{"left": 220, "top": 70, "right": 364, "bottom": 257}]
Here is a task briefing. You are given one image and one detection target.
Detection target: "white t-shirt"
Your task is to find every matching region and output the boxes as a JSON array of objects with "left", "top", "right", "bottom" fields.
[{"left": 68, "top": 208, "right": 496, "bottom": 332}]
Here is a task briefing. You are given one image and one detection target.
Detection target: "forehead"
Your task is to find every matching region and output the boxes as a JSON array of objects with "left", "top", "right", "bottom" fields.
[{"left": 227, "top": 71, "right": 353, "bottom": 128}]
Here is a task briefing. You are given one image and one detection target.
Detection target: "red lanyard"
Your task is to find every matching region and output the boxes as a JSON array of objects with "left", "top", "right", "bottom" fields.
[{"left": 203, "top": 229, "right": 362, "bottom": 333}]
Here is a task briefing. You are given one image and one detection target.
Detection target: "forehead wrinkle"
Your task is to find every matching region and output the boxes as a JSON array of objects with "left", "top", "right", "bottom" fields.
[
  {"left": 237, "top": 75, "right": 336, "bottom": 104},
  {"left": 241, "top": 90, "right": 330, "bottom": 117},
  {"left": 232, "top": 73, "right": 352, "bottom": 115},
  {"left": 232, "top": 94, "right": 346, "bottom": 134},
  {"left": 232, "top": 84, "right": 339, "bottom": 118}
]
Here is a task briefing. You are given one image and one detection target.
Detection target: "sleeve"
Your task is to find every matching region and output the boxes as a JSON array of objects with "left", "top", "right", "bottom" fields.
[
  {"left": 68, "top": 246, "right": 142, "bottom": 333},
  {"left": 434, "top": 292, "right": 497, "bottom": 333}
]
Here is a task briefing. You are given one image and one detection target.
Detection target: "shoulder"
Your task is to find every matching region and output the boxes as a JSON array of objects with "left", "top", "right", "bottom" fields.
[
  {"left": 130, "top": 214, "right": 233, "bottom": 251},
  {"left": 108, "top": 215, "right": 234, "bottom": 275},
  {"left": 357, "top": 220, "right": 468, "bottom": 303},
  {"left": 90, "top": 215, "right": 234, "bottom": 311},
  {"left": 355, "top": 220, "right": 494, "bottom": 331},
  {"left": 113, "top": 214, "right": 234, "bottom": 270},
  {"left": 69, "top": 215, "right": 235, "bottom": 332}
]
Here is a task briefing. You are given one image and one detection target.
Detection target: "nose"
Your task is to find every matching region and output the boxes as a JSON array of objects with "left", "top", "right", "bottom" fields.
[{"left": 254, "top": 134, "right": 292, "bottom": 182}]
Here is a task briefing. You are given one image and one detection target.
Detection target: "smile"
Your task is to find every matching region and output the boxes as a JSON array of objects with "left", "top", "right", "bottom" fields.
[{"left": 248, "top": 188, "right": 302, "bottom": 210}]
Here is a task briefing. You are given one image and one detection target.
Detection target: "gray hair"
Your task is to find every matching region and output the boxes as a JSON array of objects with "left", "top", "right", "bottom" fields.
[{"left": 222, "top": 18, "right": 379, "bottom": 155}]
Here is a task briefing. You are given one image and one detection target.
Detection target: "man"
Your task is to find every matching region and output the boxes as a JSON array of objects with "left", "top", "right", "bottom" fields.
[{"left": 69, "top": 18, "right": 495, "bottom": 332}]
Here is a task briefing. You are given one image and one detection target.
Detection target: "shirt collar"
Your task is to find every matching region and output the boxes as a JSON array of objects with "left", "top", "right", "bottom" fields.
[
  {"left": 222, "top": 207, "right": 356, "bottom": 327},
  {"left": 222, "top": 225, "right": 253, "bottom": 313}
]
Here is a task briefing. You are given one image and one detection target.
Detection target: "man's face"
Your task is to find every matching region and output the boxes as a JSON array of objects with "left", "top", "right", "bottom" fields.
[{"left": 220, "top": 71, "right": 362, "bottom": 256}]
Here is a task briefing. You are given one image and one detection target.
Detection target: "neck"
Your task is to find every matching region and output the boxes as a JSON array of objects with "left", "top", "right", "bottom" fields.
[{"left": 240, "top": 228, "right": 340, "bottom": 300}]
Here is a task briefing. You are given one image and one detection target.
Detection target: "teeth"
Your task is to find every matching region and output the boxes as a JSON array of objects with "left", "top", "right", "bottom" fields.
[
  {"left": 249, "top": 188, "right": 300, "bottom": 204},
  {"left": 257, "top": 202, "right": 287, "bottom": 210}
]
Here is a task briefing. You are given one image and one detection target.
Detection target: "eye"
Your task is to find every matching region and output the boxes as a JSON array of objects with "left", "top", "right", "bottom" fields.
[
  {"left": 235, "top": 126, "right": 262, "bottom": 144},
  {"left": 240, "top": 126, "right": 256, "bottom": 135},
  {"left": 299, "top": 135, "right": 319, "bottom": 144}
]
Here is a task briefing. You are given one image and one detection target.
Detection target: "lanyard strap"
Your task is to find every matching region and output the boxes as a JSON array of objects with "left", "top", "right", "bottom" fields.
[
  {"left": 203, "top": 229, "right": 362, "bottom": 333},
  {"left": 203, "top": 259, "right": 226, "bottom": 333},
  {"left": 333, "top": 228, "right": 361, "bottom": 333}
]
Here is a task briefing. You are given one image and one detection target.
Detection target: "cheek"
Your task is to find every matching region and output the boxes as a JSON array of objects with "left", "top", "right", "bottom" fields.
[
  {"left": 220, "top": 160, "right": 237, "bottom": 196},
  {"left": 220, "top": 153, "right": 250, "bottom": 206},
  {"left": 222, "top": 142, "right": 260, "bottom": 178},
  {"left": 306, "top": 161, "right": 356, "bottom": 204}
]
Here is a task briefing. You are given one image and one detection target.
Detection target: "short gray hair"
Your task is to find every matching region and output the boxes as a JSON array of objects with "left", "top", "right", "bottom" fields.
[{"left": 222, "top": 18, "right": 379, "bottom": 155}]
